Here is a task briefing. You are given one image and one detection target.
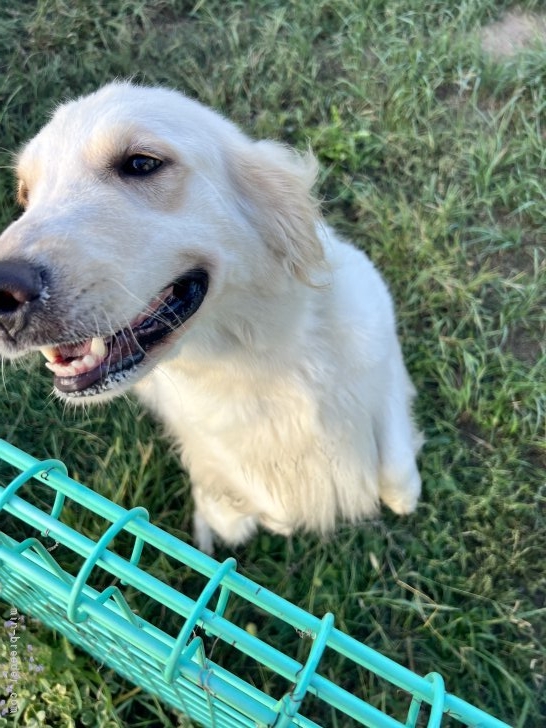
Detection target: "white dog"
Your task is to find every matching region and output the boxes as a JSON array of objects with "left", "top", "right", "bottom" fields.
[{"left": 0, "top": 83, "right": 422, "bottom": 551}]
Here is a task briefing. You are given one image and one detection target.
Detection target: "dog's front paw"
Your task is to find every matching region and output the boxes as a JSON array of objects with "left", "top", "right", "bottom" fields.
[
  {"left": 379, "top": 464, "right": 421, "bottom": 515},
  {"left": 193, "top": 504, "right": 259, "bottom": 551}
]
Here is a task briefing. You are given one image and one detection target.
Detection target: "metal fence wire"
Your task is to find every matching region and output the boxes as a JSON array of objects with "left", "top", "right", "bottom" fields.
[{"left": 0, "top": 439, "right": 510, "bottom": 728}]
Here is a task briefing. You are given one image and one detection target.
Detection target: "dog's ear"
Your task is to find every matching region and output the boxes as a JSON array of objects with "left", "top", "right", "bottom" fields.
[{"left": 228, "top": 140, "right": 324, "bottom": 283}]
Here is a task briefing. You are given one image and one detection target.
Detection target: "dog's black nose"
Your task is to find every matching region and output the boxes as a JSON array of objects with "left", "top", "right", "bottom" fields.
[{"left": 0, "top": 259, "right": 43, "bottom": 315}]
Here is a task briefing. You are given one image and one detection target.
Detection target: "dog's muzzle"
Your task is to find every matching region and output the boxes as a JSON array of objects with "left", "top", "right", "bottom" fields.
[{"left": 0, "top": 258, "right": 209, "bottom": 398}]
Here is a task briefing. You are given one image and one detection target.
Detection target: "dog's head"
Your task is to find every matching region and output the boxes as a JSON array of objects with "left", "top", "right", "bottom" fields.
[{"left": 0, "top": 82, "right": 324, "bottom": 401}]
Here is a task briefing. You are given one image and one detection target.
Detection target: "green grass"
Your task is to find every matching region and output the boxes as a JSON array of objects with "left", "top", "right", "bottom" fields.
[{"left": 0, "top": 1, "right": 545, "bottom": 726}]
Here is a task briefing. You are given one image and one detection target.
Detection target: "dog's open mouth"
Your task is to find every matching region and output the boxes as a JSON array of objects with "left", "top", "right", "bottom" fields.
[{"left": 40, "top": 268, "right": 208, "bottom": 397}]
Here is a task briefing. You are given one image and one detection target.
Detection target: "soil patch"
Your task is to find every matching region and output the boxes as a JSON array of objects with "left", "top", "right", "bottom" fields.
[{"left": 481, "top": 9, "right": 546, "bottom": 59}]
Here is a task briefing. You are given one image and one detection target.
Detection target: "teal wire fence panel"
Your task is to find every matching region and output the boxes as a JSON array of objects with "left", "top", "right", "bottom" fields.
[{"left": 0, "top": 438, "right": 511, "bottom": 728}]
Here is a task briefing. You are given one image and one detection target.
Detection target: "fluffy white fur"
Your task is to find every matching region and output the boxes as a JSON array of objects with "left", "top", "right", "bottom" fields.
[{"left": 0, "top": 83, "right": 422, "bottom": 551}]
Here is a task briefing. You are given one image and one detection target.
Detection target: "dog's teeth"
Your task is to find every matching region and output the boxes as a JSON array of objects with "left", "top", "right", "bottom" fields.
[
  {"left": 40, "top": 346, "right": 58, "bottom": 363},
  {"left": 82, "top": 354, "right": 98, "bottom": 368},
  {"left": 90, "top": 337, "right": 107, "bottom": 358}
]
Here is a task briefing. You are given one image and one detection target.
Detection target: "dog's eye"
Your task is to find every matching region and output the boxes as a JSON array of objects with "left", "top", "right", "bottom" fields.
[{"left": 121, "top": 155, "right": 163, "bottom": 176}]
